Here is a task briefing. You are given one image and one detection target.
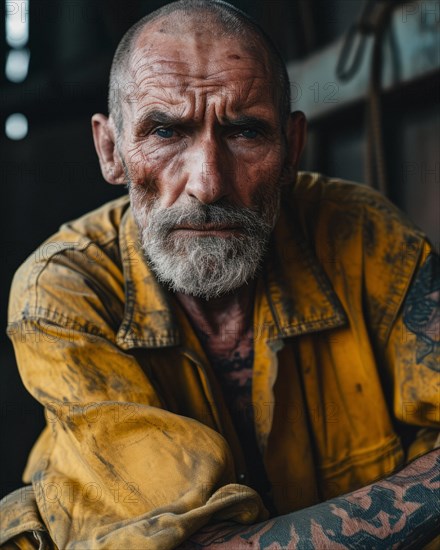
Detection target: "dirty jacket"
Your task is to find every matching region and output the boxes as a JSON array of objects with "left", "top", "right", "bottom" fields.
[{"left": 1, "top": 172, "right": 439, "bottom": 549}]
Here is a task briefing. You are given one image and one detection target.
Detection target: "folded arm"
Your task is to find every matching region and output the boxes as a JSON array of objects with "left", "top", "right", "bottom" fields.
[{"left": 183, "top": 448, "right": 440, "bottom": 549}]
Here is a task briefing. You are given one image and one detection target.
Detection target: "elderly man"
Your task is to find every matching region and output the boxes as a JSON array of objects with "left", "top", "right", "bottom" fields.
[{"left": 1, "top": 0, "right": 439, "bottom": 548}]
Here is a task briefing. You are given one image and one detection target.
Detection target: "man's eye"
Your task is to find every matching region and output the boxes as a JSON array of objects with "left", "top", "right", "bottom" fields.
[
  {"left": 153, "top": 127, "right": 175, "bottom": 139},
  {"left": 240, "top": 128, "right": 259, "bottom": 139}
]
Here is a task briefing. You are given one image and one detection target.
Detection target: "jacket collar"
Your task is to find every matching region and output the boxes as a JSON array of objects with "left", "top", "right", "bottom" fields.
[
  {"left": 116, "top": 209, "right": 181, "bottom": 350},
  {"left": 262, "top": 197, "right": 347, "bottom": 339},
  {"left": 115, "top": 190, "right": 346, "bottom": 350}
]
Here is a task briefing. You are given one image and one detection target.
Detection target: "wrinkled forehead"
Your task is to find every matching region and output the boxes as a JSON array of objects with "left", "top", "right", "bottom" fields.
[{"left": 124, "top": 24, "right": 277, "bottom": 116}]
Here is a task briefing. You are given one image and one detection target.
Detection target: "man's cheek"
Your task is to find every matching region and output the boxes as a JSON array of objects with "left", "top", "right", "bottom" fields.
[
  {"left": 263, "top": 161, "right": 284, "bottom": 191},
  {"left": 139, "top": 140, "right": 172, "bottom": 163},
  {"left": 124, "top": 143, "right": 146, "bottom": 172},
  {"left": 246, "top": 162, "right": 282, "bottom": 192},
  {"left": 123, "top": 147, "right": 157, "bottom": 188}
]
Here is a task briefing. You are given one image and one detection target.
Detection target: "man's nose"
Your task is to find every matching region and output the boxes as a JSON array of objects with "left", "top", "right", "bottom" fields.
[{"left": 184, "top": 137, "right": 230, "bottom": 204}]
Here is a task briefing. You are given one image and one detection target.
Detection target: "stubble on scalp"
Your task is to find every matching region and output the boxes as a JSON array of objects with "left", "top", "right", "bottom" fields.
[{"left": 108, "top": 0, "right": 291, "bottom": 138}]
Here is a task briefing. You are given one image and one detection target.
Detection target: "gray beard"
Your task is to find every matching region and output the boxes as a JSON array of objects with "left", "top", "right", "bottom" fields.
[{"left": 129, "top": 187, "right": 280, "bottom": 300}]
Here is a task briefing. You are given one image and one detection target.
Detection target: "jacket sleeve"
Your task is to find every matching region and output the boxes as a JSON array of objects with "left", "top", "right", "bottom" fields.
[
  {"left": 382, "top": 241, "right": 440, "bottom": 459},
  {"left": 6, "top": 244, "right": 265, "bottom": 550}
]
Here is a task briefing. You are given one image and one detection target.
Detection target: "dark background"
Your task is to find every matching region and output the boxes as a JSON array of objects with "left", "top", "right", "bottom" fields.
[{"left": 1, "top": 0, "right": 439, "bottom": 498}]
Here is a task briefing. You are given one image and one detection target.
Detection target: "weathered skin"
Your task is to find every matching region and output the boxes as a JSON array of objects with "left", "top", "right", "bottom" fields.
[
  {"left": 92, "top": 16, "right": 305, "bottom": 350},
  {"left": 90, "top": 12, "right": 440, "bottom": 549},
  {"left": 92, "top": 13, "right": 305, "bottom": 374}
]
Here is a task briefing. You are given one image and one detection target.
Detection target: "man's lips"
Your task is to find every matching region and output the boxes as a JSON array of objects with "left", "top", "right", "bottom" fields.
[{"left": 171, "top": 224, "right": 243, "bottom": 235}]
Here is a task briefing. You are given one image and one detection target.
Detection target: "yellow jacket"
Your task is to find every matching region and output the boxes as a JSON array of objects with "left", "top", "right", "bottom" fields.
[{"left": 1, "top": 173, "right": 439, "bottom": 549}]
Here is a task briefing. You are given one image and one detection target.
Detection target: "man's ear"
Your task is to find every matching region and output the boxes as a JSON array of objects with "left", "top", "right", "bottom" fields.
[
  {"left": 91, "top": 114, "right": 126, "bottom": 185},
  {"left": 284, "top": 111, "right": 307, "bottom": 181}
]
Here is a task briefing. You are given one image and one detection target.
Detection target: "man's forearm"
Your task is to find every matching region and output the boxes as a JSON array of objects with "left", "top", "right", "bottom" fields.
[{"left": 183, "top": 449, "right": 440, "bottom": 549}]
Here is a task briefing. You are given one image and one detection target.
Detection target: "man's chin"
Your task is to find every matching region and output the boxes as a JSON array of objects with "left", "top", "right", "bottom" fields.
[{"left": 147, "top": 251, "right": 258, "bottom": 300}]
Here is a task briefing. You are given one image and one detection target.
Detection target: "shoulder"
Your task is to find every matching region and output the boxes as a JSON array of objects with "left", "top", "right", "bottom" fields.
[
  {"left": 59, "top": 194, "right": 130, "bottom": 247},
  {"left": 8, "top": 195, "right": 130, "bottom": 336},
  {"left": 291, "top": 172, "right": 425, "bottom": 255},
  {"left": 293, "top": 172, "right": 422, "bottom": 225},
  {"left": 289, "top": 173, "right": 429, "bottom": 343}
]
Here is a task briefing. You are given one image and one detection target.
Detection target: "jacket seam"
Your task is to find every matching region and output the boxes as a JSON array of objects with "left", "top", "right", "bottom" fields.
[
  {"left": 31, "top": 241, "right": 101, "bottom": 319},
  {"left": 7, "top": 312, "right": 110, "bottom": 342},
  {"left": 319, "top": 436, "right": 403, "bottom": 476},
  {"left": 381, "top": 237, "right": 424, "bottom": 346}
]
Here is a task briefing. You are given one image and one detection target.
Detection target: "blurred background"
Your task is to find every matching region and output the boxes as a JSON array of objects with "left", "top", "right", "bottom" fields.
[{"left": 1, "top": 0, "right": 439, "bottom": 497}]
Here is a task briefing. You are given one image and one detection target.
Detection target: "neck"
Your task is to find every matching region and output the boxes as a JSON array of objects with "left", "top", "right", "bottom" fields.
[{"left": 175, "top": 282, "right": 256, "bottom": 356}]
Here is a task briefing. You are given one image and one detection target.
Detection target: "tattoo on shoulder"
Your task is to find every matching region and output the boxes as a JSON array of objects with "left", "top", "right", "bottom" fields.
[{"left": 403, "top": 253, "right": 440, "bottom": 372}]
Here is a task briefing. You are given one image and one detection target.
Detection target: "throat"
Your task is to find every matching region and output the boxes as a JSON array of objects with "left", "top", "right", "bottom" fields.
[
  {"left": 174, "top": 284, "right": 255, "bottom": 419},
  {"left": 174, "top": 282, "right": 256, "bottom": 358}
]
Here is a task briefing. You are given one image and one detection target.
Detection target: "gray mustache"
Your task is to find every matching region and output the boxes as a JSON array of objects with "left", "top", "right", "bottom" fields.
[{"left": 150, "top": 201, "right": 270, "bottom": 233}]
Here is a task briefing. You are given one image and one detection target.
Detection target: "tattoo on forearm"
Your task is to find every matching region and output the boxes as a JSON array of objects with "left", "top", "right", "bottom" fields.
[{"left": 181, "top": 451, "right": 440, "bottom": 549}]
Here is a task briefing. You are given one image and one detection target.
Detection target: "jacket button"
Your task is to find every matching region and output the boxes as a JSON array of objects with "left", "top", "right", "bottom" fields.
[{"left": 238, "top": 473, "right": 246, "bottom": 482}]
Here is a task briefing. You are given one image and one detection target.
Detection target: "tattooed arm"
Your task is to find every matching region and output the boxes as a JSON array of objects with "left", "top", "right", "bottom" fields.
[{"left": 181, "top": 449, "right": 439, "bottom": 549}]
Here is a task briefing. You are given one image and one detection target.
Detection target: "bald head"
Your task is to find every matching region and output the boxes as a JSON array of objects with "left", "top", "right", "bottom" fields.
[{"left": 108, "top": 0, "right": 291, "bottom": 135}]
